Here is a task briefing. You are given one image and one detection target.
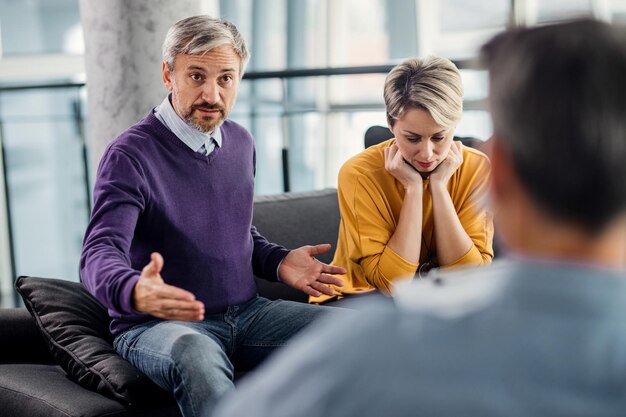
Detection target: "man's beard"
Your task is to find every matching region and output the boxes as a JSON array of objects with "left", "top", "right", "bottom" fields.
[
  {"left": 182, "top": 102, "right": 226, "bottom": 133},
  {"left": 170, "top": 85, "right": 227, "bottom": 133}
]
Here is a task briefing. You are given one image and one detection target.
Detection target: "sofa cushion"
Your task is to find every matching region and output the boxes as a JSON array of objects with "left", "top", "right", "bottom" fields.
[
  {"left": 15, "top": 276, "right": 170, "bottom": 406},
  {"left": 0, "top": 363, "right": 181, "bottom": 417},
  {"left": 253, "top": 188, "right": 340, "bottom": 302}
]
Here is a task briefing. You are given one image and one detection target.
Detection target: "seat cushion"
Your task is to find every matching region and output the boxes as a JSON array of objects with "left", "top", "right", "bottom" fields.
[
  {"left": 14, "top": 276, "right": 170, "bottom": 406},
  {"left": 253, "top": 188, "right": 340, "bottom": 302},
  {"left": 0, "top": 363, "right": 180, "bottom": 417}
]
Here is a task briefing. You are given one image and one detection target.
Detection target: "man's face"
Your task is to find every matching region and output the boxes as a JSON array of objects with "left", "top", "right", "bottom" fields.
[{"left": 163, "top": 45, "right": 241, "bottom": 133}]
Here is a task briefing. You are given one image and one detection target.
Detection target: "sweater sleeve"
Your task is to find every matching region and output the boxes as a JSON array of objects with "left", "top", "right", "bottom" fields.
[
  {"left": 79, "top": 148, "right": 148, "bottom": 316},
  {"left": 342, "top": 173, "right": 418, "bottom": 294},
  {"left": 444, "top": 150, "right": 494, "bottom": 268},
  {"left": 250, "top": 226, "right": 290, "bottom": 282}
]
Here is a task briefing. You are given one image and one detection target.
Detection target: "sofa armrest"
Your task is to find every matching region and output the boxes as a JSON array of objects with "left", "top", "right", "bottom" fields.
[{"left": 0, "top": 308, "right": 53, "bottom": 363}]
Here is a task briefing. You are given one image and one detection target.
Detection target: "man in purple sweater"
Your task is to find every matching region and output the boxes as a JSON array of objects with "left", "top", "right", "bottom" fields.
[{"left": 80, "top": 15, "right": 344, "bottom": 417}]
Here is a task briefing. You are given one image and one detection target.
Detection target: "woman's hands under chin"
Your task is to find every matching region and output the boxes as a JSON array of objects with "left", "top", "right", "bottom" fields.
[
  {"left": 384, "top": 142, "right": 423, "bottom": 189},
  {"left": 429, "top": 141, "right": 463, "bottom": 187}
]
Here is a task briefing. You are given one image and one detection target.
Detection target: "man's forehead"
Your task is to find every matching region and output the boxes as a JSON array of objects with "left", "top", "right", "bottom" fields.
[{"left": 175, "top": 47, "right": 240, "bottom": 71}]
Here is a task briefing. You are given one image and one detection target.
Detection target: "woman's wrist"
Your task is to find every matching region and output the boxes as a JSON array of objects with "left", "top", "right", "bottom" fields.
[
  {"left": 428, "top": 180, "right": 448, "bottom": 195},
  {"left": 404, "top": 183, "right": 424, "bottom": 197}
]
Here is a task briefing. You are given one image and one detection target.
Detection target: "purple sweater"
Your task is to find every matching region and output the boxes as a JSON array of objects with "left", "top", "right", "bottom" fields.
[{"left": 80, "top": 113, "right": 289, "bottom": 334}]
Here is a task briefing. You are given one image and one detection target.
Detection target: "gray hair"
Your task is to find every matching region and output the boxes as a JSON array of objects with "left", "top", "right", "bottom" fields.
[
  {"left": 383, "top": 56, "right": 464, "bottom": 128},
  {"left": 162, "top": 15, "right": 250, "bottom": 76},
  {"left": 481, "top": 19, "right": 626, "bottom": 233}
]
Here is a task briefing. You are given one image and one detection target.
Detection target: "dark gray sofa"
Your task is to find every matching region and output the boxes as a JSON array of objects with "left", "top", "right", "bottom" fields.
[{"left": 0, "top": 188, "right": 340, "bottom": 417}]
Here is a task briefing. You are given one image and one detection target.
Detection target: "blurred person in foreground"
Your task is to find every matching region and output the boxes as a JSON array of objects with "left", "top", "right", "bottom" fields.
[
  {"left": 311, "top": 56, "right": 493, "bottom": 305},
  {"left": 214, "top": 18, "right": 626, "bottom": 417},
  {"left": 80, "top": 15, "right": 344, "bottom": 417}
]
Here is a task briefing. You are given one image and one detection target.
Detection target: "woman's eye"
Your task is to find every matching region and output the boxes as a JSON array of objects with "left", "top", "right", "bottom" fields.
[
  {"left": 432, "top": 136, "right": 445, "bottom": 142},
  {"left": 406, "top": 136, "right": 421, "bottom": 143}
]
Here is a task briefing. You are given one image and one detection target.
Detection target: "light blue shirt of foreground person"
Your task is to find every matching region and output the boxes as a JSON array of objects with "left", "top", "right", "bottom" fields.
[{"left": 214, "top": 259, "right": 626, "bottom": 417}]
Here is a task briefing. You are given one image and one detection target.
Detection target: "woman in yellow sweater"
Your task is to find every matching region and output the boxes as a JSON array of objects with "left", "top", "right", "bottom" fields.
[{"left": 312, "top": 56, "right": 493, "bottom": 303}]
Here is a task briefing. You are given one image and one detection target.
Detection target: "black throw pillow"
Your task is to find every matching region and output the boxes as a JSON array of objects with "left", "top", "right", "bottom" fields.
[{"left": 15, "top": 275, "right": 170, "bottom": 405}]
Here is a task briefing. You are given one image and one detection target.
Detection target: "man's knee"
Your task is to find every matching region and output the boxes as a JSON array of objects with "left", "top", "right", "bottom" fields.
[{"left": 169, "top": 332, "right": 233, "bottom": 379}]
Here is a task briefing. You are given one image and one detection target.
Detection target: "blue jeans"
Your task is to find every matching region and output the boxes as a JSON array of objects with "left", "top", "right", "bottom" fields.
[{"left": 114, "top": 296, "right": 329, "bottom": 417}]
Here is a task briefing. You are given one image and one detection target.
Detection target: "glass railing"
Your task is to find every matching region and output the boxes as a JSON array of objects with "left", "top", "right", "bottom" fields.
[{"left": 0, "top": 62, "right": 489, "bottom": 307}]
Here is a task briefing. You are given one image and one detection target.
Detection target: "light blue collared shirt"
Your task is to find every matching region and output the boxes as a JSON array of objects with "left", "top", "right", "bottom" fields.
[{"left": 154, "top": 95, "right": 222, "bottom": 155}]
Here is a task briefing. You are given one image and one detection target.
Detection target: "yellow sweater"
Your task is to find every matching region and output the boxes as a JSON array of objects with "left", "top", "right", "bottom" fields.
[{"left": 311, "top": 139, "right": 493, "bottom": 303}]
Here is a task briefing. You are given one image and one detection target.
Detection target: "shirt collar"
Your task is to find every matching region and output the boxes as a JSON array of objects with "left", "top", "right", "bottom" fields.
[{"left": 154, "top": 95, "right": 222, "bottom": 152}]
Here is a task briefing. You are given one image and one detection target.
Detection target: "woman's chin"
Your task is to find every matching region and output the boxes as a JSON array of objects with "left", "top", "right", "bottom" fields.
[{"left": 412, "top": 164, "right": 436, "bottom": 174}]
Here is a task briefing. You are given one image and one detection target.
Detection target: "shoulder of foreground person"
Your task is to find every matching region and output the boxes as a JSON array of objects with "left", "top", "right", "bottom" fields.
[{"left": 213, "top": 270, "right": 506, "bottom": 417}]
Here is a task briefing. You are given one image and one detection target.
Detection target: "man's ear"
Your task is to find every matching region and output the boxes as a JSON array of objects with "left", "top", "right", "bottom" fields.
[
  {"left": 162, "top": 62, "right": 173, "bottom": 91},
  {"left": 487, "top": 136, "right": 514, "bottom": 202}
]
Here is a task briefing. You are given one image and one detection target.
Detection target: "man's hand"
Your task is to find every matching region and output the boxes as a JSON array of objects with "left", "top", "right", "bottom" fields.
[
  {"left": 278, "top": 244, "right": 346, "bottom": 297},
  {"left": 133, "top": 252, "right": 205, "bottom": 321}
]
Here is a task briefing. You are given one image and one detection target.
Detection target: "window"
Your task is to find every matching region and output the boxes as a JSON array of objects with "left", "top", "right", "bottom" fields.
[
  {"left": 0, "top": 86, "right": 90, "bottom": 288},
  {"left": 0, "top": 0, "right": 83, "bottom": 56}
]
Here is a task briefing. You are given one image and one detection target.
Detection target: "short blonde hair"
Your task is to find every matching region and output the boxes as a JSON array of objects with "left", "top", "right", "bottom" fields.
[{"left": 384, "top": 56, "right": 463, "bottom": 128}]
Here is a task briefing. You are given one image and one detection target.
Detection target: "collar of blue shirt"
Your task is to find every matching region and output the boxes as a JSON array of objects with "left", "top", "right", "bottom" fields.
[{"left": 154, "top": 95, "right": 222, "bottom": 155}]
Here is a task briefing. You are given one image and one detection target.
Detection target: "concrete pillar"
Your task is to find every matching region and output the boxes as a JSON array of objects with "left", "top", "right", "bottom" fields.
[{"left": 79, "top": 0, "right": 203, "bottom": 169}]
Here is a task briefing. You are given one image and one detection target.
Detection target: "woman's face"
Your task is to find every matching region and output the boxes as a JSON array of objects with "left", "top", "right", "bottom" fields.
[{"left": 389, "top": 107, "right": 455, "bottom": 174}]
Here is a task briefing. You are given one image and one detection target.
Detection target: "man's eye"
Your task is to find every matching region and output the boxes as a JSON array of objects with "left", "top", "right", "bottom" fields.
[
  {"left": 222, "top": 75, "right": 233, "bottom": 83},
  {"left": 190, "top": 74, "right": 202, "bottom": 81}
]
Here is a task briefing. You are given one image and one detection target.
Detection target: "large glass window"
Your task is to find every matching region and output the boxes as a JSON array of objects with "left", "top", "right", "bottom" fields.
[
  {"left": 0, "top": 0, "right": 83, "bottom": 56},
  {"left": 0, "top": 86, "right": 89, "bottom": 287},
  {"left": 440, "top": 0, "right": 509, "bottom": 32},
  {"left": 536, "top": 0, "right": 592, "bottom": 23},
  {"left": 2, "top": 0, "right": 626, "bottom": 307},
  {"left": 608, "top": 0, "right": 626, "bottom": 23}
]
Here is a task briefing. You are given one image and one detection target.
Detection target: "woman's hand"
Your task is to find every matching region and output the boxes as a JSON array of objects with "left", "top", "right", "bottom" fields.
[
  {"left": 384, "top": 142, "right": 423, "bottom": 189},
  {"left": 430, "top": 141, "right": 463, "bottom": 187}
]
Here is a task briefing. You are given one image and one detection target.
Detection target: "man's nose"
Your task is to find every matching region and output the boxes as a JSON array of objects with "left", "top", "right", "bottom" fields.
[{"left": 202, "top": 81, "right": 220, "bottom": 104}]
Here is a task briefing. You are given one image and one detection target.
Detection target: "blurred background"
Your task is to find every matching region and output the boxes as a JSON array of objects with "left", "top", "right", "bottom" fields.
[{"left": 1, "top": 0, "right": 625, "bottom": 307}]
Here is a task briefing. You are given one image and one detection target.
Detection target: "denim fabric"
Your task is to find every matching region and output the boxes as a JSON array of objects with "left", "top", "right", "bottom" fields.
[{"left": 114, "top": 296, "right": 327, "bottom": 417}]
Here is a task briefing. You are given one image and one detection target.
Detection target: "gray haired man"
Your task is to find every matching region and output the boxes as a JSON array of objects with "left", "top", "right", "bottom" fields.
[{"left": 80, "top": 15, "right": 344, "bottom": 417}]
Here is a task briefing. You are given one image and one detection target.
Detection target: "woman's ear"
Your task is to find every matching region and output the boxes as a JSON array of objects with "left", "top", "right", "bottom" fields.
[{"left": 386, "top": 114, "right": 395, "bottom": 133}]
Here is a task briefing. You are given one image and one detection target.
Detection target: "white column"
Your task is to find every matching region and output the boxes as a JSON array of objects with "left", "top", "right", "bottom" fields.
[{"left": 79, "top": 0, "right": 203, "bottom": 169}]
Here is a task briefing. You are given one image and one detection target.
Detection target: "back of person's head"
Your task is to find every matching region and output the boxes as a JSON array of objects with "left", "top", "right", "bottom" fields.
[
  {"left": 481, "top": 19, "right": 626, "bottom": 233},
  {"left": 162, "top": 15, "right": 249, "bottom": 76},
  {"left": 384, "top": 56, "right": 463, "bottom": 129}
]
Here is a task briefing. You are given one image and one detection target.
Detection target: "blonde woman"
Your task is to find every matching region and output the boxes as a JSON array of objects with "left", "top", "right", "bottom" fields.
[{"left": 312, "top": 56, "right": 493, "bottom": 304}]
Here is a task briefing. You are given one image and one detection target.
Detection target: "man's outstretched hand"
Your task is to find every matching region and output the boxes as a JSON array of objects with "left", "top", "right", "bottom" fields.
[
  {"left": 278, "top": 244, "right": 346, "bottom": 297},
  {"left": 133, "top": 252, "right": 205, "bottom": 321}
]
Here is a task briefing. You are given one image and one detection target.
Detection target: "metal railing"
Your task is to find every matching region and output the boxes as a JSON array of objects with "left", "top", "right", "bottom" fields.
[{"left": 0, "top": 61, "right": 487, "bottom": 306}]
